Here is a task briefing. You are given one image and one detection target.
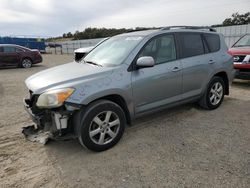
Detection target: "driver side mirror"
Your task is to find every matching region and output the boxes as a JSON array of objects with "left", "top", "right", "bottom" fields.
[{"left": 136, "top": 56, "right": 155, "bottom": 69}]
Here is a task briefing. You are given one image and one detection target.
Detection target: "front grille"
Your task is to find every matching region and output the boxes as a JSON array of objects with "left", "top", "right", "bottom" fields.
[{"left": 234, "top": 55, "right": 246, "bottom": 62}]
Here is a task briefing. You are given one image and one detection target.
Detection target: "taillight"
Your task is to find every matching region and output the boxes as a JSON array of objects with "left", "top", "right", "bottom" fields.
[{"left": 36, "top": 51, "right": 41, "bottom": 56}]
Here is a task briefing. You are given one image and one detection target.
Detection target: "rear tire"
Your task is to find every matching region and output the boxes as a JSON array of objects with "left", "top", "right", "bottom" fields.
[
  {"left": 21, "top": 58, "right": 32, "bottom": 68},
  {"left": 199, "top": 76, "right": 225, "bottom": 110},
  {"left": 74, "top": 100, "right": 126, "bottom": 152}
]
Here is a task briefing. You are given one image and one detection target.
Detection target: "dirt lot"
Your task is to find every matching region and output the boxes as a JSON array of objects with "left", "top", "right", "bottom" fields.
[{"left": 0, "top": 54, "right": 249, "bottom": 188}]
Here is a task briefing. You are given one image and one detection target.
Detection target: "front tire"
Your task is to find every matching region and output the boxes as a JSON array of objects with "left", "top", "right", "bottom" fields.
[
  {"left": 75, "top": 100, "right": 126, "bottom": 152},
  {"left": 199, "top": 76, "right": 225, "bottom": 110},
  {"left": 21, "top": 58, "right": 32, "bottom": 68}
]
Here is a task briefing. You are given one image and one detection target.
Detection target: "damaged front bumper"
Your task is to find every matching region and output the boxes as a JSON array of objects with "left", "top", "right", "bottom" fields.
[{"left": 22, "top": 98, "right": 77, "bottom": 144}]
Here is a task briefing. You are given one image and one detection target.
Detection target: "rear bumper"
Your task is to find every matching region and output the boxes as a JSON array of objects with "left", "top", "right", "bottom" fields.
[{"left": 33, "top": 56, "right": 43, "bottom": 64}]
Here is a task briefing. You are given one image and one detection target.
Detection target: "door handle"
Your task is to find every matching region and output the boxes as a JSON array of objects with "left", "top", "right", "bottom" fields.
[
  {"left": 172, "top": 67, "right": 181, "bottom": 72},
  {"left": 209, "top": 60, "right": 215, "bottom": 64}
]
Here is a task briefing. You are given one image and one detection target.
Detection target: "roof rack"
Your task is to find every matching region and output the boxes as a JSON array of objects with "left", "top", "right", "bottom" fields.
[{"left": 161, "top": 26, "right": 216, "bottom": 32}]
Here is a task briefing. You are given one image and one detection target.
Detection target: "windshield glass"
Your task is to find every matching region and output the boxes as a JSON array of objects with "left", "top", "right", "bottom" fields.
[
  {"left": 84, "top": 36, "right": 143, "bottom": 66},
  {"left": 234, "top": 35, "right": 250, "bottom": 47}
]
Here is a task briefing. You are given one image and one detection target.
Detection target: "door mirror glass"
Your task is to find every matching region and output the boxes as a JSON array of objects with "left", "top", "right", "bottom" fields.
[{"left": 136, "top": 56, "right": 155, "bottom": 68}]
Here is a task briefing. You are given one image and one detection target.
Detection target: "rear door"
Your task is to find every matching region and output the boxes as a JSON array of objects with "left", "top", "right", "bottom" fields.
[
  {"left": 202, "top": 33, "right": 222, "bottom": 70},
  {"left": 178, "top": 32, "right": 214, "bottom": 99},
  {"left": 2, "top": 46, "right": 21, "bottom": 66}
]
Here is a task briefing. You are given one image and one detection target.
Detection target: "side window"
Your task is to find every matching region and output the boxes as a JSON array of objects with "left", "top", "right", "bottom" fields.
[
  {"left": 138, "top": 35, "right": 176, "bottom": 64},
  {"left": 3, "top": 46, "right": 16, "bottom": 53},
  {"left": 203, "top": 34, "right": 220, "bottom": 52},
  {"left": 179, "top": 33, "right": 204, "bottom": 58},
  {"left": 0, "top": 47, "right": 3, "bottom": 52},
  {"left": 15, "top": 47, "right": 25, "bottom": 52}
]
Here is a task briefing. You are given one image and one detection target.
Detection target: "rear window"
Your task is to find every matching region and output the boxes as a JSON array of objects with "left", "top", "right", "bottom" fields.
[
  {"left": 203, "top": 34, "right": 220, "bottom": 52},
  {"left": 179, "top": 33, "right": 204, "bottom": 58}
]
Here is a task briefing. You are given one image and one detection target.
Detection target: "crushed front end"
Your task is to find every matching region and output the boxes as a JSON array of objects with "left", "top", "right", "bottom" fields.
[{"left": 23, "top": 90, "right": 78, "bottom": 144}]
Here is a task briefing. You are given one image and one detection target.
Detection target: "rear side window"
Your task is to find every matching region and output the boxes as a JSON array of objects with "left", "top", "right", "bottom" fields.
[
  {"left": 179, "top": 33, "right": 204, "bottom": 58},
  {"left": 16, "top": 47, "right": 25, "bottom": 52},
  {"left": 3, "top": 46, "right": 16, "bottom": 53},
  {"left": 203, "top": 34, "right": 220, "bottom": 52}
]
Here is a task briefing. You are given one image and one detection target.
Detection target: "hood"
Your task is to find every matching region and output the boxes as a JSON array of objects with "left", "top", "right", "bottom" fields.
[
  {"left": 25, "top": 62, "right": 113, "bottom": 94},
  {"left": 228, "top": 46, "right": 250, "bottom": 55}
]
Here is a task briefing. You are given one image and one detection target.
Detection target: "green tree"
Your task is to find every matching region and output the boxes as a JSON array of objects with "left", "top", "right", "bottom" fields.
[{"left": 222, "top": 12, "right": 250, "bottom": 26}]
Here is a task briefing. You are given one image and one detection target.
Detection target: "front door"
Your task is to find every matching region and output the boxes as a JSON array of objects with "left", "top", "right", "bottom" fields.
[{"left": 132, "top": 34, "right": 182, "bottom": 114}]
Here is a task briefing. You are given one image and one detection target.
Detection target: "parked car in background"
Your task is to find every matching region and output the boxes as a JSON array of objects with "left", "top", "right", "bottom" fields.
[
  {"left": 0, "top": 44, "right": 42, "bottom": 68},
  {"left": 74, "top": 38, "right": 109, "bottom": 62},
  {"left": 46, "top": 43, "right": 62, "bottom": 48},
  {"left": 228, "top": 34, "right": 250, "bottom": 79},
  {"left": 23, "top": 26, "right": 234, "bottom": 151},
  {"left": 74, "top": 46, "right": 94, "bottom": 61}
]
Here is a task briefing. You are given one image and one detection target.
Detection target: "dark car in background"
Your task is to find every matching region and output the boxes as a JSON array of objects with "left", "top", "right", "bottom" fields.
[
  {"left": 228, "top": 34, "right": 250, "bottom": 79},
  {"left": 0, "top": 44, "right": 42, "bottom": 68}
]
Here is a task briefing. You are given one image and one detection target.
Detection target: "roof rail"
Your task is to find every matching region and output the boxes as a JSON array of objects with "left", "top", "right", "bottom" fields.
[{"left": 161, "top": 26, "right": 217, "bottom": 32}]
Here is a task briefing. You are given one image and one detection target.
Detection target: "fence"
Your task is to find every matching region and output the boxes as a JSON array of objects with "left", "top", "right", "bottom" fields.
[
  {"left": 0, "top": 37, "right": 46, "bottom": 52},
  {"left": 46, "top": 24, "right": 250, "bottom": 54},
  {"left": 214, "top": 24, "right": 250, "bottom": 47},
  {"left": 45, "top": 38, "right": 105, "bottom": 54}
]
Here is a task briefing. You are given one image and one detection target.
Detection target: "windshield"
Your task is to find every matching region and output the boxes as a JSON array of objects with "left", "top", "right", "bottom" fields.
[
  {"left": 234, "top": 35, "right": 250, "bottom": 47},
  {"left": 84, "top": 36, "right": 143, "bottom": 66}
]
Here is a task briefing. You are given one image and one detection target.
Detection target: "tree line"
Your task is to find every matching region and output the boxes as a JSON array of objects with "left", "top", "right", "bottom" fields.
[
  {"left": 212, "top": 12, "right": 250, "bottom": 27},
  {"left": 61, "top": 27, "right": 159, "bottom": 40},
  {"left": 48, "top": 12, "right": 249, "bottom": 41}
]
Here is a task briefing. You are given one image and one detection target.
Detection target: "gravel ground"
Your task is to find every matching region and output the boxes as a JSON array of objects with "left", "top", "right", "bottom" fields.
[{"left": 0, "top": 54, "right": 249, "bottom": 188}]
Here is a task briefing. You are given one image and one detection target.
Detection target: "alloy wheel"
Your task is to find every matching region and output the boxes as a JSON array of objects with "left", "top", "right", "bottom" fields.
[
  {"left": 89, "top": 111, "right": 120, "bottom": 145},
  {"left": 22, "top": 59, "right": 32, "bottom": 68},
  {"left": 209, "top": 82, "right": 223, "bottom": 105}
]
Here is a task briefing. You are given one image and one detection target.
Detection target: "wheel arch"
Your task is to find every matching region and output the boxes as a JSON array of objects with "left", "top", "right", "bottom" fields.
[
  {"left": 213, "top": 71, "right": 229, "bottom": 95},
  {"left": 21, "top": 57, "right": 33, "bottom": 64},
  {"left": 94, "top": 94, "right": 132, "bottom": 125}
]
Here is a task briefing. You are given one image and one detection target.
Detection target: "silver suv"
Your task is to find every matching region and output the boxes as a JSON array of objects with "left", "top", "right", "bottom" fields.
[{"left": 23, "top": 26, "right": 234, "bottom": 151}]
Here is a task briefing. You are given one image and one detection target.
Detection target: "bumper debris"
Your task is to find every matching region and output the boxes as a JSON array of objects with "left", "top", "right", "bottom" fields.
[{"left": 22, "top": 125, "right": 52, "bottom": 145}]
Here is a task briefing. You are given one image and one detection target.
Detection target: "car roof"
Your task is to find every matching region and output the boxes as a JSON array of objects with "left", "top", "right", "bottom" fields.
[
  {"left": 0, "top": 44, "right": 23, "bottom": 48},
  {"left": 117, "top": 27, "right": 218, "bottom": 38},
  {"left": 0, "top": 44, "right": 31, "bottom": 50}
]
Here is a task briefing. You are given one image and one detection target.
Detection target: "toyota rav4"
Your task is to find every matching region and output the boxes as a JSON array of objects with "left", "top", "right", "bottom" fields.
[{"left": 23, "top": 26, "right": 234, "bottom": 151}]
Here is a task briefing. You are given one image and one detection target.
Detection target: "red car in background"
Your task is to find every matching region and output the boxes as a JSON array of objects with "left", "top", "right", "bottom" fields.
[
  {"left": 228, "top": 34, "right": 250, "bottom": 79},
  {"left": 0, "top": 44, "right": 42, "bottom": 68}
]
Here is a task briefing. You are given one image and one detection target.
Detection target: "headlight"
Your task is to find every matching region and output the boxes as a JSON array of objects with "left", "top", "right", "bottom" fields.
[{"left": 36, "top": 88, "right": 75, "bottom": 108}]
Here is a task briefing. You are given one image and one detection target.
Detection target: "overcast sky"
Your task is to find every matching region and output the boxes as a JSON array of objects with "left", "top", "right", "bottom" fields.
[{"left": 0, "top": 0, "right": 249, "bottom": 37}]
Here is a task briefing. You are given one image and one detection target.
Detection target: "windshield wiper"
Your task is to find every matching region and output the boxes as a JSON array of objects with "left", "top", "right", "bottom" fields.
[{"left": 83, "top": 60, "right": 102, "bottom": 67}]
